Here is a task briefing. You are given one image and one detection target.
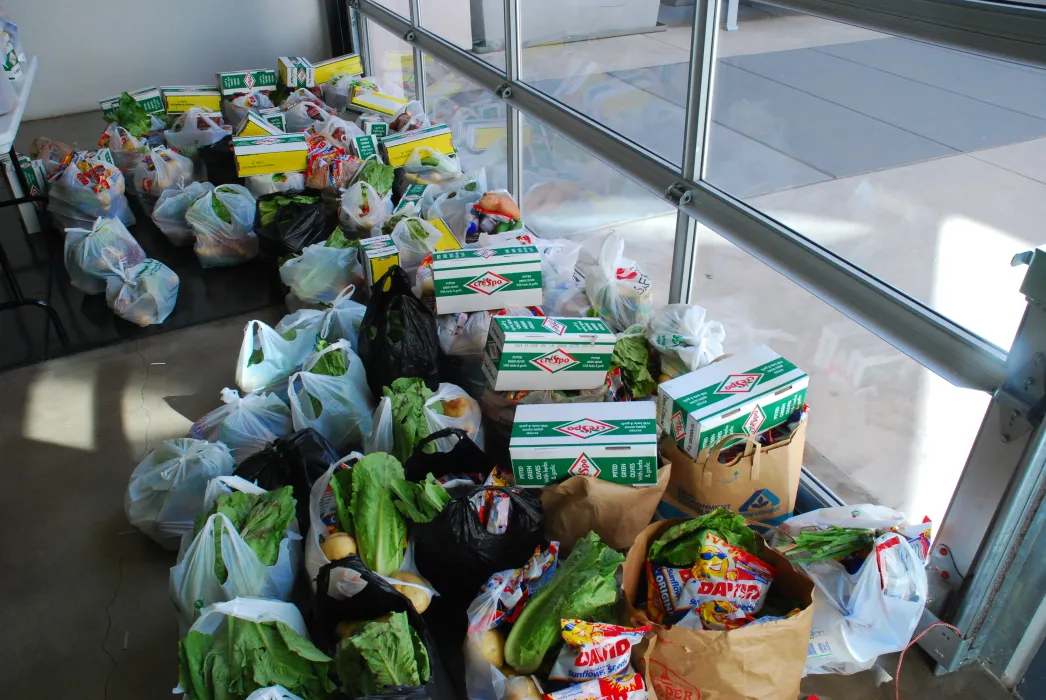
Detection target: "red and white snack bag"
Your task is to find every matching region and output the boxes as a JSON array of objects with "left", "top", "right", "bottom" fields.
[
  {"left": 466, "top": 543, "right": 559, "bottom": 635},
  {"left": 549, "top": 621, "right": 649, "bottom": 682},
  {"left": 544, "top": 673, "right": 648, "bottom": 700}
]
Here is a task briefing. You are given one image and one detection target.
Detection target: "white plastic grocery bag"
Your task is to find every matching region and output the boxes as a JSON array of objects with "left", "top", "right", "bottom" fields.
[
  {"left": 779, "top": 505, "right": 928, "bottom": 675},
  {"left": 48, "top": 151, "right": 135, "bottom": 229},
  {"left": 646, "top": 304, "right": 726, "bottom": 378},
  {"left": 104, "top": 258, "right": 179, "bottom": 326},
  {"left": 124, "top": 438, "right": 234, "bottom": 551},
  {"left": 310, "top": 111, "right": 364, "bottom": 147},
  {"left": 422, "top": 170, "right": 487, "bottom": 238},
  {"left": 366, "top": 382, "right": 484, "bottom": 455},
  {"left": 404, "top": 146, "right": 463, "bottom": 185},
  {"left": 339, "top": 180, "right": 393, "bottom": 232},
  {"left": 63, "top": 216, "right": 146, "bottom": 294},
  {"left": 319, "top": 287, "right": 367, "bottom": 351},
  {"left": 246, "top": 172, "right": 306, "bottom": 198},
  {"left": 288, "top": 340, "right": 375, "bottom": 452},
  {"left": 164, "top": 108, "right": 228, "bottom": 157},
  {"left": 389, "top": 100, "right": 432, "bottom": 133},
  {"left": 185, "top": 596, "right": 310, "bottom": 639},
  {"left": 170, "top": 478, "right": 301, "bottom": 633},
  {"left": 438, "top": 308, "right": 537, "bottom": 357},
  {"left": 390, "top": 216, "right": 441, "bottom": 279},
  {"left": 584, "top": 234, "right": 652, "bottom": 332},
  {"left": 280, "top": 243, "right": 362, "bottom": 306},
  {"left": 222, "top": 91, "right": 274, "bottom": 126},
  {"left": 133, "top": 146, "right": 194, "bottom": 199},
  {"left": 189, "top": 388, "right": 293, "bottom": 464},
  {"left": 152, "top": 181, "right": 214, "bottom": 247},
  {"left": 235, "top": 313, "right": 324, "bottom": 393},
  {"left": 99, "top": 123, "right": 146, "bottom": 175},
  {"left": 186, "top": 183, "right": 259, "bottom": 267},
  {"left": 281, "top": 89, "right": 338, "bottom": 132},
  {"left": 245, "top": 687, "right": 306, "bottom": 700}
]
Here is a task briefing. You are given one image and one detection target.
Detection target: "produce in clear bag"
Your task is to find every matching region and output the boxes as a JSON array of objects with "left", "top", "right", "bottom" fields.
[
  {"left": 389, "top": 100, "right": 432, "bottom": 134},
  {"left": 170, "top": 479, "right": 301, "bottom": 632},
  {"left": 606, "top": 326, "right": 659, "bottom": 401},
  {"left": 257, "top": 191, "right": 330, "bottom": 256},
  {"left": 190, "top": 388, "right": 293, "bottom": 464},
  {"left": 646, "top": 304, "right": 726, "bottom": 379},
  {"left": 30, "top": 137, "right": 72, "bottom": 176},
  {"left": 151, "top": 180, "right": 214, "bottom": 246},
  {"left": 63, "top": 216, "right": 145, "bottom": 295},
  {"left": 438, "top": 307, "right": 542, "bottom": 357},
  {"left": 778, "top": 504, "right": 931, "bottom": 675},
  {"left": 222, "top": 90, "right": 274, "bottom": 126},
  {"left": 164, "top": 107, "right": 229, "bottom": 157},
  {"left": 124, "top": 438, "right": 235, "bottom": 550},
  {"left": 423, "top": 170, "right": 487, "bottom": 239},
  {"left": 176, "top": 597, "right": 334, "bottom": 700},
  {"left": 404, "top": 146, "right": 462, "bottom": 185},
  {"left": 465, "top": 191, "right": 522, "bottom": 245},
  {"left": 280, "top": 88, "right": 338, "bottom": 132},
  {"left": 104, "top": 258, "right": 179, "bottom": 326},
  {"left": 319, "top": 285, "right": 367, "bottom": 350},
  {"left": 246, "top": 171, "right": 306, "bottom": 198},
  {"left": 366, "top": 379, "right": 483, "bottom": 463},
  {"left": 186, "top": 183, "right": 259, "bottom": 267},
  {"left": 288, "top": 339, "right": 375, "bottom": 452},
  {"left": 323, "top": 73, "right": 371, "bottom": 111},
  {"left": 281, "top": 241, "right": 361, "bottom": 305},
  {"left": 339, "top": 180, "right": 392, "bottom": 232},
  {"left": 133, "top": 145, "right": 195, "bottom": 199},
  {"left": 390, "top": 216, "right": 441, "bottom": 279},
  {"left": 47, "top": 150, "right": 135, "bottom": 229},
  {"left": 235, "top": 312, "right": 324, "bottom": 393},
  {"left": 584, "top": 235, "right": 652, "bottom": 333},
  {"left": 98, "top": 123, "right": 147, "bottom": 175}
]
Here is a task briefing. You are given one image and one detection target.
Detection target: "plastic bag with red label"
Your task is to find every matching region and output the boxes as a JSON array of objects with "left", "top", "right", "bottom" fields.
[
  {"left": 280, "top": 88, "right": 338, "bottom": 132},
  {"left": 584, "top": 235, "right": 652, "bottom": 333},
  {"left": 48, "top": 149, "right": 135, "bottom": 229},
  {"left": 544, "top": 673, "right": 648, "bottom": 700},
  {"left": 645, "top": 531, "right": 775, "bottom": 630},
  {"left": 222, "top": 90, "right": 274, "bottom": 126},
  {"left": 549, "top": 621, "right": 650, "bottom": 683},
  {"left": 164, "top": 107, "right": 229, "bottom": 158},
  {"left": 133, "top": 146, "right": 195, "bottom": 202},
  {"left": 466, "top": 543, "right": 560, "bottom": 636},
  {"left": 465, "top": 190, "right": 523, "bottom": 245},
  {"left": 389, "top": 100, "right": 432, "bottom": 134},
  {"left": 98, "top": 123, "right": 147, "bottom": 176}
]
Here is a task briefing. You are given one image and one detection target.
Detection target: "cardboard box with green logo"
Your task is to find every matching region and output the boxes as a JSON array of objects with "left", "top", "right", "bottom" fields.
[
  {"left": 483, "top": 316, "right": 616, "bottom": 391},
  {"left": 278, "top": 57, "right": 315, "bottom": 88},
  {"left": 216, "top": 69, "right": 277, "bottom": 95},
  {"left": 232, "top": 134, "right": 307, "bottom": 176},
  {"left": 432, "top": 245, "right": 542, "bottom": 315},
  {"left": 360, "top": 235, "right": 399, "bottom": 286},
  {"left": 510, "top": 402, "right": 658, "bottom": 487},
  {"left": 657, "top": 344, "right": 808, "bottom": 459}
]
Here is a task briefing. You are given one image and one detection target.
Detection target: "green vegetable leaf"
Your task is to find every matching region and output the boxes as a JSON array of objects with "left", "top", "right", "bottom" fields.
[
  {"left": 212, "top": 193, "right": 232, "bottom": 224},
  {"left": 309, "top": 340, "right": 348, "bottom": 377},
  {"left": 359, "top": 159, "right": 395, "bottom": 197},
  {"left": 326, "top": 227, "right": 357, "bottom": 249},
  {"left": 330, "top": 466, "right": 355, "bottom": 536},
  {"left": 335, "top": 612, "right": 428, "bottom": 698},
  {"left": 390, "top": 473, "right": 450, "bottom": 524},
  {"left": 648, "top": 508, "right": 758, "bottom": 566},
  {"left": 383, "top": 377, "right": 436, "bottom": 464},
  {"left": 382, "top": 213, "right": 406, "bottom": 236},
  {"left": 350, "top": 453, "right": 408, "bottom": 576},
  {"left": 106, "top": 92, "right": 152, "bottom": 138},
  {"left": 610, "top": 329, "right": 657, "bottom": 398},
  {"left": 503, "top": 531, "right": 624, "bottom": 674},
  {"left": 785, "top": 526, "right": 874, "bottom": 563},
  {"left": 404, "top": 218, "right": 429, "bottom": 242},
  {"left": 419, "top": 155, "right": 440, "bottom": 167}
]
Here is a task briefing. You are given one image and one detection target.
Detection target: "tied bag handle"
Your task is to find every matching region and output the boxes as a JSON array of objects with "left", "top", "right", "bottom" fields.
[{"left": 702, "top": 433, "right": 763, "bottom": 487}]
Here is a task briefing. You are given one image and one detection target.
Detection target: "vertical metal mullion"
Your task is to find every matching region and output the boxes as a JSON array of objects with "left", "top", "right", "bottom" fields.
[
  {"left": 504, "top": 0, "right": 523, "bottom": 199},
  {"left": 409, "top": 0, "right": 426, "bottom": 108},
  {"left": 669, "top": 0, "right": 721, "bottom": 303},
  {"left": 356, "top": 8, "right": 372, "bottom": 77}
]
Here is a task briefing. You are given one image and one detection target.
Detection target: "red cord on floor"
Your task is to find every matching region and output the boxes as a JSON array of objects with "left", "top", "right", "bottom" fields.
[{"left": 894, "top": 622, "right": 962, "bottom": 700}]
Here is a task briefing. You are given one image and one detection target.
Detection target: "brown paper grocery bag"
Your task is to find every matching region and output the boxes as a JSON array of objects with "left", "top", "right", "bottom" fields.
[
  {"left": 541, "top": 463, "right": 670, "bottom": 550},
  {"left": 623, "top": 519, "right": 814, "bottom": 700},
  {"left": 659, "top": 420, "right": 806, "bottom": 527}
]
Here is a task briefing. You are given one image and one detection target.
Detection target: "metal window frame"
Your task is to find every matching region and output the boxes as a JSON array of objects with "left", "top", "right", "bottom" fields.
[{"left": 347, "top": 0, "right": 1046, "bottom": 681}]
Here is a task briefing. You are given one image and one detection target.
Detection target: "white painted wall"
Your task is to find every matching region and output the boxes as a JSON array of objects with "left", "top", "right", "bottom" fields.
[{"left": 5, "top": 0, "right": 331, "bottom": 120}]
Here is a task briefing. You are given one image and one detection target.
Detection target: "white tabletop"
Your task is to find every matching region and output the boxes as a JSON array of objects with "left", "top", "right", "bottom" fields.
[{"left": 0, "top": 56, "right": 37, "bottom": 153}]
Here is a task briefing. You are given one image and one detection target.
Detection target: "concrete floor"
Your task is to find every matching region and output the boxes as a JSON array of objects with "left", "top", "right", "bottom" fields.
[{"left": 0, "top": 309, "right": 1015, "bottom": 699}]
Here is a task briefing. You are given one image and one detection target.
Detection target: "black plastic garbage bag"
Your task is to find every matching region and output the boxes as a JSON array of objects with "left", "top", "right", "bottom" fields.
[
  {"left": 314, "top": 557, "right": 456, "bottom": 700},
  {"left": 233, "top": 427, "right": 339, "bottom": 533},
  {"left": 197, "top": 134, "right": 240, "bottom": 187},
  {"left": 404, "top": 428, "right": 492, "bottom": 483},
  {"left": 358, "top": 266, "right": 440, "bottom": 397},
  {"left": 255, "top": 189, "right": 334, "bottom": 256}
]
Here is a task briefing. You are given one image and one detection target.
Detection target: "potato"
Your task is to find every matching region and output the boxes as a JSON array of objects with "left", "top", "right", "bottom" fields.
[
  {"left": 504, "top": 676, "right": 540, "bottom": 700},
  {"left": 392, "top": 571, "right": 432, "bottom": 614},
  {"left": 442, "top": 397, "right": 469, "bottom": 418},
  {"left": 321, "top": 532, "right": 357, "bottom": 561},
  {"left": 480, "top": 629, "right": 505, "bottom": 669}
]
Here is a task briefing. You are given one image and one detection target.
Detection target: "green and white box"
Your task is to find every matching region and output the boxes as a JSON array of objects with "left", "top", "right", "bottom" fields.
[
  {"left": 395, "top": 183, "right": 429, "bottom": 214},
  {"left": 360, "top": 235, "right": 399, "bottom": 287},
  {"left": 278, "top": 56, "right": 315, "bottom": 88},
  {"left": 432, "top": 246, "right": 542, "bottom": 315},
  {"left": 483, "top": 316, "right": 616, "bottom": 391},
  {"left": 352, "top": 134, "right": 381, "bottom": 162},
  {"left": 658, "top": 344, "right": 809, "bottom": 459},
  {"left": 217, "top": 69, "right": 277, "bottom": 95},
  {"left": 258, "top": 107, "right": 286, "bottom": 131},
  {"left": 100, "top": 87, "right": 164, "bottom": 118},
  {"left": 510, "top": 402, "right": 658, "bottom": 487},
  {"left": 360, "top": 115, "right": 389, "bottom": 139}
]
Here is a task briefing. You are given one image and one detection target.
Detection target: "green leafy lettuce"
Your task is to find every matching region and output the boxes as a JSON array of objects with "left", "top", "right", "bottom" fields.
[
  {"left": 326, "top": 227, "right": 356, "bottom": 249},
  {"left": 259, "top": 194, "right": 320, "bottom": 228},
  {"left": 178, "top": 616, "right": 334, "bottom": 700},
  {"left": 383, "top": 377, "right": 436, "bottom": 464},
  {"left": 503, "top": 531, "right": 625, "bottom": 673},
  {"left": 404, "top": 219, "right": 429, "bottom": 242},
  {"left": 309, "top": 340, "right": 347, "bottom": 377},
  {"left": 609, "top": 328, "right": 657, "bottom": 398},
  {"left": 648, "top": 508, "right": 758, "bottom": 566},
  {"left": 349, "top": 453, "right": 449, "bottom": 575},
  {"left": 192, "top": 486, "right": 296, "bottom": 583},
  {"left": 335, "top": 611, "right": 430, "bottom": 698},
  {"left": 359, "top": 159, "right": 395, "bottom": 197},
  {"left": 784, "top": 526, "right": 874, "bottom": 563},
  {"left": 105, "top": 92, "right": 151, "bottom": 138},
  {"left": 381, "top": 213, "right": 407, "bottom": 236},
  {"left": 211, "top": 190, "right": 232, "bottom": 224},
  {"left": 329, "top": 466, "right": 355, "bottom": 536}
]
